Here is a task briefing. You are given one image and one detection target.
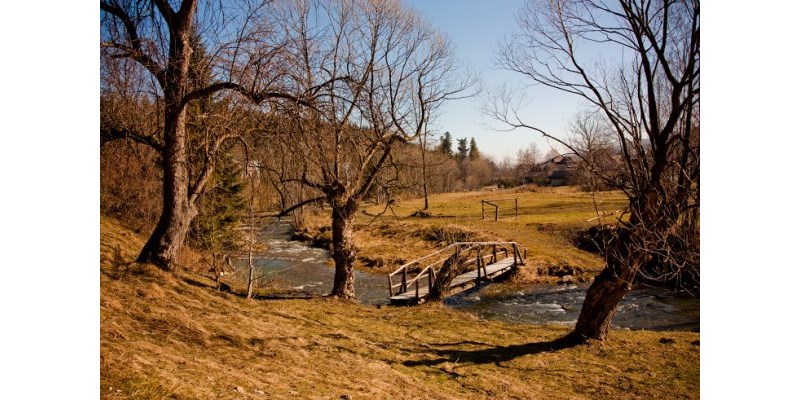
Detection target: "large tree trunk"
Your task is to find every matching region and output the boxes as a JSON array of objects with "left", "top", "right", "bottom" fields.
[
  {"left": 569, "top": 260, "right": 637, "bottom": 341},
  {"left": 569, "top": 194, "right": 656, "bottom": 341},
  {"left": 136, "top": 13, "right": 195, "bottom": 271},
  {"left": 428, "top": 251, "right": 466, "bottom": 301},
  {"left": 136, "top": 106, "right": 196, "bottom": 271},
  {"left": 330, "top": 203, "right": 357, "bottom": 299}
]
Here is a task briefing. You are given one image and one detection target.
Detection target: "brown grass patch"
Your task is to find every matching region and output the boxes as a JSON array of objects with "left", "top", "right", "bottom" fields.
[{"left": 101, "top": 215, "right": 698, "bottom": 399}]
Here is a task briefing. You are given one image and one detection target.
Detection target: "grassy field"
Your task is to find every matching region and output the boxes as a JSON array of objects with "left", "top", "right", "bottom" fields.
[
  {"left": 101, "top": 215, "right": 698, "bottom": 399},
  {"left": 300, "top": 186, "right": 628, "bottom": 279}
]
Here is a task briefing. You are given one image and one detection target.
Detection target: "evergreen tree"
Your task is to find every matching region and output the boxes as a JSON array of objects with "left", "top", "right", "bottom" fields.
[
  {"left": 439, "top": 131, "right": 453, "bottom": 156},
  {"left": 456, "top": 137, "right": 469, "bottom": 160},
  {"left": 189, "top": 149, "right": 246, "bottom": 254},
  {"left": 469, "top": 137, "right": 480, "bottom": 160},
  {"left": 185, "top": 32, "right": 245, "bottom": 256}
]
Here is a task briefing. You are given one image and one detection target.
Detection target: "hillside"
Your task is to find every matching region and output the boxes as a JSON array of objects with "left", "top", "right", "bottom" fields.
[
  {"left": 101, "top": 216, "right": 698, "bottom": 399},
  {"left": 297, "top": 186, "right": 627, "bottom": 279}
]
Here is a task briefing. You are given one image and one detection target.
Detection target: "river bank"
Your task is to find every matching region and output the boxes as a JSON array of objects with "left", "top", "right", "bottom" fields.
[
  {"left": 101, "top": 216, "right": 699, "bottom": 399},
  {"left": 289, "top": 187, "right": 626, "bottom": 282},
  {"left": 233, "top": 218, "right": 699, "bottom": 331}
]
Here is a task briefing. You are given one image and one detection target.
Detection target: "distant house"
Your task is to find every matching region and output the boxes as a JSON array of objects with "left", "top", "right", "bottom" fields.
[{"left": 528, "top": 154, "right": 577, "bottom": 186}]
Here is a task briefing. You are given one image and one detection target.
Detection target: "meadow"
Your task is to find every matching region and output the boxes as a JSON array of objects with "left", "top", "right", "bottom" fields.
[{"left": 101, "top": 187, "right": 699, "bottom": 399}]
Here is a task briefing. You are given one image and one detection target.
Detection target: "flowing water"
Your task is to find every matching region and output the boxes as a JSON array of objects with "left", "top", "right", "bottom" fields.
[
  {"left": 239, "top": 220, "right": 389, "bottom": 304},
  {"left": 243, "top": 220, "right": 699, "bottom": 331},
  {"left": 445, "top": 283, "right": 699, "bottom": 331}
]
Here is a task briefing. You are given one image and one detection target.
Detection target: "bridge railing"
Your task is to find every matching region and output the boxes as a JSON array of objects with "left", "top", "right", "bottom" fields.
[{"left": 387, "top": 241, "right": 527, "bottom": 298}]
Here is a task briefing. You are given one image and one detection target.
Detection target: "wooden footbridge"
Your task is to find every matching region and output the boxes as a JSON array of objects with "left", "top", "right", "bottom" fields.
[{"left": 387, "top": 242, "right": 527, "bottom": 305}]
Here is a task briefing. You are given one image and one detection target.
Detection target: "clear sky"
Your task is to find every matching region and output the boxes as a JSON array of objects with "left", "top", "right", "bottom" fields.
[{"left": 404, "top": 0, "right": 586, "bottom": 162}]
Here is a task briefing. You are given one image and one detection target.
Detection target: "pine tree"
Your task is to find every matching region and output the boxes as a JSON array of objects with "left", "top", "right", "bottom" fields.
[
  {"left": 439, "top": 131, "right": 453, "bottom": 156},
  {"left": 456, "top": 137, "right": 469, "bottom": 160},
  {"left": 189, "top": 149, "right": 246, "bottom": 254},
  {"left": 185, "top": 32, "right": 245, "bottom": 257},
  {"left": 469, "top": 137, "right": 480, "bottom": 160}
]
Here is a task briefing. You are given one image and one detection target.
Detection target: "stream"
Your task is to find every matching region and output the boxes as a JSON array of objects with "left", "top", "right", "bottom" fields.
[{"left": 240, "top": 220, "right": 699, "bottom": 331}]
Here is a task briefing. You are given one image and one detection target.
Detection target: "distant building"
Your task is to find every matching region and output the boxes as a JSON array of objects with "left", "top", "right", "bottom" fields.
[{"left": 528, "top": 154, "right": 577, "bottom": 186}]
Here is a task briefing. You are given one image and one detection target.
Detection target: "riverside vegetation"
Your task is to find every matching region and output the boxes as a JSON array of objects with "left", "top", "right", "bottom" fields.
[
  {"left": 100, "top": 0, "right": 699, "bottom": 395},
  {"left": 101, "top": 187, "right": 699, "bottom": 399},
  {"left": 293, "top": 186, "right": 627, "bottom": 282}
]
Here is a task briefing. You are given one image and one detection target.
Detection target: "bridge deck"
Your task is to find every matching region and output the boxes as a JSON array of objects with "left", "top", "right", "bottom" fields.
[{"left": 389, "top": 257, "right": 516, "bottom": 304}]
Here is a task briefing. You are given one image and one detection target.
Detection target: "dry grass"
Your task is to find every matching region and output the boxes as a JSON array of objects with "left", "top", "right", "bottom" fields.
[
  {"left": 101, "top": 215, "right": 698, "bottom": 399},
  {"left": 300, "top": 186, "right": 627, "bottom": 278}
]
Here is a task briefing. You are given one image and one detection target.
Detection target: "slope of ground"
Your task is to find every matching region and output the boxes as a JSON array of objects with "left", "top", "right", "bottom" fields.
[
  {"left": 299, "top": 186, "right": 627, "bottom": 279},
  {"left": 101, "top": 216, "right": 698, "bottom": 399}
]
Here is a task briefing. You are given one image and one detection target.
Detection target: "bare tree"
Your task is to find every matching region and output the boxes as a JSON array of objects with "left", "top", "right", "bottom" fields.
[
  {"left": 418, "top": 121, "right": 432, "bottom": 210},
  {"left": 568, "top": 111, "right": 620, "bottom": 191},
  {"left": 100, "top": 0, "right": 333, "bottom": 271},
  {"left": 515, "top": 142, "right": 541, "bottom": 182},
  {"left": 490, "top": 0, "right": 700, "bottom": 341},
  {"left": 269, "top": 0, "right": 475, "bottom": 299}
]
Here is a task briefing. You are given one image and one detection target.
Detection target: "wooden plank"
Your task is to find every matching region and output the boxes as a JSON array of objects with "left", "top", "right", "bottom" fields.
[{"left": 389, "top": 258, "right": 516, "bottom": 303}]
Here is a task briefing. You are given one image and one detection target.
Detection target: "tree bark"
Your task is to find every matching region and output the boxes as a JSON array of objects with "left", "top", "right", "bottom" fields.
[
  {"left": 136, "top": 7, "right": 196, "bottom": 271},
  {"left": 136, "top": 103, "right": 196, "bottom": 270},
  {"left": 330, "top": 202, "right": 357, "bottom": 299},
  {"left": 569, "top": 259, "right": 637, "bottom": 341},
  {"left": 569, "top": 193, "right": 656, "bottom": 341},
  {"left": 419, "top": 131, "right": 429, "bottom": 210},
  {"left": 428, "top": 251, "right": 466, "bottom": 301}
]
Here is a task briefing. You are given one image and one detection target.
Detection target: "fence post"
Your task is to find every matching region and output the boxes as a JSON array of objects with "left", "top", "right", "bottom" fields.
[
  {"left": 495, "top": 206, "right": 498, "bottom": 221},
  {"left": 388, "top": 275, "right": 393, "bottom": 296},
  {"left": 493, "top": 244, "right": 497, "bottom": 263},
  {"left": 481, "top": 201, "right": 485, "bottom": 220},
  {"left": 402, "top": 267, "right": 407, "bottom": 293},
  {"left": 515, "top": 198, "right": 518, "bottom": 217}
]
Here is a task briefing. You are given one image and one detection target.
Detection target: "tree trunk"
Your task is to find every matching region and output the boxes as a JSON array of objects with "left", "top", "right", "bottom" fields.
[
  {"left": 568, "top": 261, "right": 637, "bottom": 341},
  {"left": 419, "top": 132, "right": 429, "bottom": 210},
  {"left": 247, "top": 170, "right": 256, "bottom": 300},
  {"left": 569, "top": 195, "right": 655, "bottom": 341},
  {"left": 246, "top": 248, "right": 255, "bottom": 300},
  {"left": 136, "top": 106, "right": 195, "bottom": 271},
  {"left": 136, "top": 15, "right": 195, "bottom": 272},
  {"left": 428, "top": 250, "right": 466, "bottom": 301},
  {"left": 330, "top": 203, "right": 357, "bottom": 299}
]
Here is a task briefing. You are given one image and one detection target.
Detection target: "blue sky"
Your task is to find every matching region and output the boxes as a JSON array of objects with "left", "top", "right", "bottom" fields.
[{"left": 405, "top": 0, "right": 586, "bottom": 161}]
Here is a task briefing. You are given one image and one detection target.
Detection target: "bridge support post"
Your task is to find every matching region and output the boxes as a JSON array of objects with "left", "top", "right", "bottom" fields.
[
  {"left": 513, "top": 244, "right": 518, "bottom": 265},
  {"left": 476, "top": 250, "right": 482, "bottom": 282}
]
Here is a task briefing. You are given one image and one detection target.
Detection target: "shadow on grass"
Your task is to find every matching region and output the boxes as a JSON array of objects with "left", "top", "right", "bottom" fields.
[
  {"left": 179, "top": 273, "right": 318, "bottom": 300},
  {"left": 402, "top": 335, "right": 580, "bottom": 367}
]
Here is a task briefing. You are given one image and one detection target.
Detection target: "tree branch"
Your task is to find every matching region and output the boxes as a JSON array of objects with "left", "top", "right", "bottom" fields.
[
  {"left": 100, "top": 126, "right": 164, "bottom": 154},
  {"left": 277, "top": 196, "right": 327, "bottom": 217},
  {"left": 100, "top": 1, "right": 166, "bottom": 88}
]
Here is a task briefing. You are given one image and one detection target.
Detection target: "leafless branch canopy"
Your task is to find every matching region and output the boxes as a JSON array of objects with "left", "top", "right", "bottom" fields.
[
  {"left": 262, "top": 0, "right": 477, "bottom": 213},
  {"left": 490, "top": 0, "right": 700, "bottom": 289}
]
